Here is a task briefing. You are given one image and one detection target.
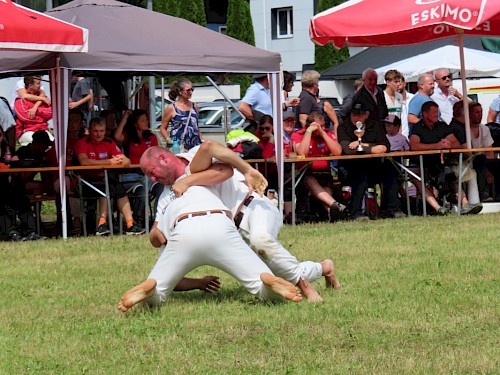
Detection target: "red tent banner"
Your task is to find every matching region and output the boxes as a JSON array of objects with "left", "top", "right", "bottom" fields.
[
  {"left": 310, "top": 0, "right": 500, "bottom": 48},
  {"left": 0, "top": 0, "right": 88, "bottom": 52}
]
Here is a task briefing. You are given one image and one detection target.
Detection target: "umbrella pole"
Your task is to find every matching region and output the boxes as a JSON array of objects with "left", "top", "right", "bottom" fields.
[{"left": 457, "top": 31, "right": 471, "bottom": 149}]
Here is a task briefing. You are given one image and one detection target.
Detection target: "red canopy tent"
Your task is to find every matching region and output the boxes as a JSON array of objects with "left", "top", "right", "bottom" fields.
[
  {"left": 310, "top": 0, "right": 500, "bottom": 148},
  {"left": 0, "top": 0, "right": 88, "bottom": 52}
]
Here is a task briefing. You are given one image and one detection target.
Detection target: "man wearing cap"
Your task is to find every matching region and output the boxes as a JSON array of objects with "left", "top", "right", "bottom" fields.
[
  {"left": 238, "top": 74, "right": 272, "bottom": 124},
  {"left": 384, "top": 115, "right": 409, "bottom": 152},
  {"left": 338, "top": 102, "right": 404, "bottom": 220}
]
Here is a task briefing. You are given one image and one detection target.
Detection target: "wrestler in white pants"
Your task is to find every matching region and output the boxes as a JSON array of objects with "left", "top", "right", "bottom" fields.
[
  {"left": 239, "top": 195, "right": 323, "bottom": 285},
  {"left": 147, "top": 203, "right": 286, "bottom": 306}
]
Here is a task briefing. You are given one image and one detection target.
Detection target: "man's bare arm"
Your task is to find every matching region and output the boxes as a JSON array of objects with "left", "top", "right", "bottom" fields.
[
  {"left": 190, "top": 140, "right": 268, "bottom": 195},
  {"left": 172, "top": 163, "right": 233, "bottom": 197}
]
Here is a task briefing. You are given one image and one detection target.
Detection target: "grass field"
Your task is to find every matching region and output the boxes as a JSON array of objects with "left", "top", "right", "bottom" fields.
[{"left": 1, "top": 214, "right": 499, "bottom": 374}]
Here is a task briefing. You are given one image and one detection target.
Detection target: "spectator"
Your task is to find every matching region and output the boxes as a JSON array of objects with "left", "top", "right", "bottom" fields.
[
  {"left": 338, "top": 103, "right": 404, "bottom": 220},
  {"left": 487, "top": 95, "right": 500, "bottom": 124},
  {"left": 409, "top": 101, "right": 482, "bottom": 215},
  {"left": 14, "top": 76, "right": 54, "bottom": 146},
  {"left": 292, "top": 111, "right": 345, "bottom": 222},
  {"left": 100, "top": 109, "right": 118, "bottom": 138},
  {"left": 296, "top": 70, "right": 323, "bottom": 128},
  {"left": 10, "top": 75, "right": 50, "bottom": 112},
  {"left": 317, "top": 93, "right": 340, "bottom": 136},
  {"left": 282, "top": 71, "right": 300, "bottom": 111},
  {"left": 399, "top": 76, "right": 415, "bottom": 138},
  {"left": 0, "top": 128, "right": 43, "bottom": 241},
  {"left": 75, "top": 117, "right": 145, "bottom": 236},
  {"left": 159, "top": 79, "right": 202, "bottom": 151},
  {"left": 431, "top": 68, "right": 470, "bottom": 125},
  {"left": 69, "top": 76, "right": 93, "bottom": 127},
  {"left": 338, "top": 78, "right": 363, "bottom": 123},
  {"left": 47, "top": 109, "right": 85, "bottom": 235},
  {"left": 384, "top": 115, "right": 409, "bottom": 151},
  {"left": 0, "top": 97, "right": 16, "bottom": 151},
  {"left": 407, "top": 74, "right": 436, "bottom": 129},
  {"left": 238, "top": 73, "right": 272, "bottom": 124},
  {"left": 468, "top": 102, "right": 499, "bottom": 202},
  {"left": 114, "top": 109, "right": 161, "bottom": 227},
  {"left": 282, "top": 110, "right": 296, "bottom": 157},
  {"left": 383, "top": 69, "right": 404, "bottom": 118},
  {"left": 255, "top": 115, "right": 275, "bottom": 159},
  {"left": 351, "top": 68, "right": 388, "bottom": 123}
]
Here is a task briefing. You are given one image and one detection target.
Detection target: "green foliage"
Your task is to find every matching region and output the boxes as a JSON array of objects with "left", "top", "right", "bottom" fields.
[
  {"left": 1, "top": 214, "right": 499, "bottom": 373},
  {"left": 314, "top": 0, "right": 350, "bottom": 73},
  {"left": 226, "top": 0, "right": 255, "bottom": 96},
  {"left": 153, "top": 0, "right": 180, "bottom": 17}
]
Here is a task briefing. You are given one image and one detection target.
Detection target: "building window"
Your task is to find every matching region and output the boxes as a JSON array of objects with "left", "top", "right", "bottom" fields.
[{"left": 271, "top": 7, "right": 293, "bottom": 39}]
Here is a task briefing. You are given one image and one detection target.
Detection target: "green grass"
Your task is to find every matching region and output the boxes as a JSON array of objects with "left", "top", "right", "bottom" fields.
[{"left": 1, "top": 214, "right": 499, "bottom": 374}]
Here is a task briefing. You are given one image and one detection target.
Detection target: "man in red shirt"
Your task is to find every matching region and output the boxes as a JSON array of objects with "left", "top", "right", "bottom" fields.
[
  {"left": 75, "top": 117, "right": 144, "bottom": 235},
  {"left": 291, "top": 111, "right": 345, "bottom": 222}
]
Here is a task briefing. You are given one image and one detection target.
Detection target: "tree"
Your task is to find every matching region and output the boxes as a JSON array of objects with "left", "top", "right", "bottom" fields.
[
  {"left": 314, "top": 0, "right": 350, "bottom": 73},
  {"left": 226, "top": 0, "right": 256, "bottom": 95},
  {"left": 153, "top": 0, "right": 180, "bottom": 18}
]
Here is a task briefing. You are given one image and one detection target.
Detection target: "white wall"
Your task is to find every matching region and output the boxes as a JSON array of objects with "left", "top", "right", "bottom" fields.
[{"left": 251, "top": 0, "right": 315, "bottom": 74}]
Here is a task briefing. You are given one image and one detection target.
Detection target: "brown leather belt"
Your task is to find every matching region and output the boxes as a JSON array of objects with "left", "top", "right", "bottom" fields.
[
  {"left": 234, "top": 195, "right": 255, "bottom": 229},
  {"left": 174, "top": 209, "right": 232, "bottom": 227}
]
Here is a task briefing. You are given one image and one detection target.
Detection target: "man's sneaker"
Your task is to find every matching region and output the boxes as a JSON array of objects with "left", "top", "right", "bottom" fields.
[
  {"left": 126, "top": 223, "right": 145, "bottom": 235},
  {"left": 329, "top": 202, "right": 347, "bottom": 223},
  {"left": 383, "top": 208, "right": 406, "bottom": 219},
  {"left": 9, "top": 231, "right": 23, "bottom": 242},
  {"left": 23, "top": 232, "right": 45, "bottom": 241},
  {"left": 437, "top": 206, "right": 449, "bottom": 216},
  {"left": 96, "top": 223, "right": 110, "bottom": 236},
  {"left": 460, "top": 203, "right": 483, "bottom": 215}
]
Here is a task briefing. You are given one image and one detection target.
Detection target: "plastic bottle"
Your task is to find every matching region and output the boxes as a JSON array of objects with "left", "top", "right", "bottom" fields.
[
  {"left": 4, "top": 147, "right": 12, "bottom": 165},
  {"left": 171, "top": 140, "right": 181, "bottom": 155}
]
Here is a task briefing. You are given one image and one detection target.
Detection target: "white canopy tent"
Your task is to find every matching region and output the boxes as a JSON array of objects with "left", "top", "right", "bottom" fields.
[{"left": 375, "top": 45, "right": 500, "bottom": 84}]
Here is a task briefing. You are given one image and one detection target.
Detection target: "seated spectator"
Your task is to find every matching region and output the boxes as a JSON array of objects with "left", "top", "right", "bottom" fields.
[
  {"left": 0, "top": 128, "right": 43, "bottom": 241},
  {"left": 338, "top": 103, "right": 404, "bottom": 220},
  {"left": 47, "top": 109, "right": 85, "bottom": 235},
  {"left": 291, "top": 111, "right": 344, "bottom": 222},
  {"left": 0, "top": 97, "right": 16, "bottom": 151},
  {"left": 384, "top": 115, "right": 409, "bottom": 151},
  {"left": 114, "top": 109, "right": 161, "bottom": 227},
  {"left": 255, "top": 115, "right": 276, "bottom": 158},
  {"left": 468, "top": 102, "right": 500, "bottom": 202},
  {"left": 101, "top": 109, "right": 118, "bottom": 139},
  {"left": 409, "top": 101, "right": 482, "bottom": 215},
  {"left": 282, "top": 110, "right": 296, "bottom": 223},
  {"left": 14, "top": 76, "right": 54, "bottom": 146},
  {"left": 487, "top": 95, "right": 500, "bottom": 124},
  {"left": 75, "top": 117, "right": 145, "bottom": 236}
]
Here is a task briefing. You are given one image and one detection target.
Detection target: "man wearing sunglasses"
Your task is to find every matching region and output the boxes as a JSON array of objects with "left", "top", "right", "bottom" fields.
[{"left": 431, "top": 68, "right": 471, "bottom": 125}]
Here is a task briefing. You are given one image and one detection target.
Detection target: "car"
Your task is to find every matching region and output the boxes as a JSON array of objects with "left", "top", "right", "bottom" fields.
[{"left": 152, "top": 100, "right": 246, "bottom": 145}]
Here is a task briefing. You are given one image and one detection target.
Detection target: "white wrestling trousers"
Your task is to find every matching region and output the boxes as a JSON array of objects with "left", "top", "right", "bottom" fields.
[
  {"left": 239, "top": 198, "right": 322, "bottom": 285},
  {"left": 147, "top": 213, "right": 285, "bottom": 305}
]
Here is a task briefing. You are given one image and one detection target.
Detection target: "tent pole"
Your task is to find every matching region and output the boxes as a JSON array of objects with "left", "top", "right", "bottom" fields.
[{"left": 457, "top": 31, "right": 471, "bottom": 149}]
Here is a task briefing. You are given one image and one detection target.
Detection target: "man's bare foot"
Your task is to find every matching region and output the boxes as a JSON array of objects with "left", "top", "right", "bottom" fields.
[
  {"left": 200, "top": 276, "right": 221, "bottom": 293},
  {"left": 321, "top": 259, "right": 341, "bottom": 290},
  {"left": 118, "top": 279, "right": 157, "bottom": 312},
  {"left": 297, "top": 277, "right": 323, "bottom": 302},
  {"left": 260, "top": 272, "right": 302, "bottom": 302}
]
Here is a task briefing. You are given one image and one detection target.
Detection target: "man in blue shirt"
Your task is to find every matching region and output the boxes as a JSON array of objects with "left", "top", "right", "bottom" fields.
[{"left": 238, "top": 73, "right": 272, "bottom": 123}]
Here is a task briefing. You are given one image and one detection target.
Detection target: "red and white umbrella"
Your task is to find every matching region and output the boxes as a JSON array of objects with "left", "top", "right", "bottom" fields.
[
  {"left": 310, "top": 0, "right": 500, "bottom": 148},
  {"left": 0, "top": 0, "right": 88, "bottom": 52}
]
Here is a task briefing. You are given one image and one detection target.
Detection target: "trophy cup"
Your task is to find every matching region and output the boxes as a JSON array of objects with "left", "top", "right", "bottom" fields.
[{"left": 354, "top": 121, "right": 365, "bottom": 152}]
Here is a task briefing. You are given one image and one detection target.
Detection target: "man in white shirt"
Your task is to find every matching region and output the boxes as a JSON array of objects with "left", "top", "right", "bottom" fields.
[
  {"left": 431, "top": 68, "right": 470, "bottom": 124},
  {"left": 399, "top": 76, "right": 414, "bottom": 138},
  {"left": 383, "top": 69, "right": 403, "bottom": 119},
  {"left": 118, "top": 148, "right": 302, "bottom": 312}
]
